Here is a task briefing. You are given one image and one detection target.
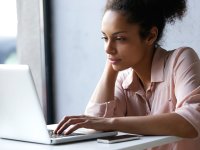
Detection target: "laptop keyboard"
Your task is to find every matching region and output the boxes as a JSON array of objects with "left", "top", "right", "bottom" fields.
[{"left": 48, "top": 130, "right": 85, "bottom": 138}]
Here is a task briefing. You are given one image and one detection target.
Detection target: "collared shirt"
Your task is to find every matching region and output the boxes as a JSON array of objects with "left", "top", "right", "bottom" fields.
[{"left": 85, "top": 47, "right": 200, "bottom": 150}]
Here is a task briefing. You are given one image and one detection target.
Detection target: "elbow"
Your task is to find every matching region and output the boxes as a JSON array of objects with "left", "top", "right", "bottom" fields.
[
  {"left": 182, "top": 128, "right": 198, "bottom": 138},
  {"left": 178, "top": 125, "right": 198, "bottom": 138},
  {"left": 174, "top": 113, "right": 198, "bottom": 138}
]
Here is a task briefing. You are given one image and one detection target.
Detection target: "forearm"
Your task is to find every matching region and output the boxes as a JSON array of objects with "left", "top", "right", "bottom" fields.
[
  {"left": 90, "top": 62, "right": 118, "bottom": 103},
  {"left": 111, "top": 113, "right": 198, "bottom": 138}
]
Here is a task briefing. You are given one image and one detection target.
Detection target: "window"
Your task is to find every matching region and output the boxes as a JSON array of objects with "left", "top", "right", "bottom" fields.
[{"left": 0, "top": 0, "right": 18, "bottom": 64}]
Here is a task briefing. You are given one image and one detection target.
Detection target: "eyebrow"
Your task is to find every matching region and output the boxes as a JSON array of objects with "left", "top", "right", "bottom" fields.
[{"left": 101, "top": 31, "right": 128, "bottom": 36}]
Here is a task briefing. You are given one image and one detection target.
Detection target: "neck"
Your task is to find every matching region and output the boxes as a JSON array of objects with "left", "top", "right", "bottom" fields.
[{"left": 133, "top": 46, "right": 156, "bottom": 91}]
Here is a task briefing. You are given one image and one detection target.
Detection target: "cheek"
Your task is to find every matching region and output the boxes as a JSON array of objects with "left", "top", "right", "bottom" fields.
[
  {"left": 133, "top": 48, "right": 145, "bottom": 59},
  {"left": 123, "top": 46, "right": 145, "bottom": 60}
]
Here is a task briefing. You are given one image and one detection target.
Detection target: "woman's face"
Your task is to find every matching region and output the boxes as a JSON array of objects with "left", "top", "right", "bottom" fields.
[{"left": 101, "top": 10, "right": 150, "bottom": 71}]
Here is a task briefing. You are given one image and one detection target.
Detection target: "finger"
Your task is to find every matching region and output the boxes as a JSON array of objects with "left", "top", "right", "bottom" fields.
[
  {"left": 64, "top": 121, "right": 88, "bottom": 135},
  {"left": 54, "top": 116, "right": 69, "bottom": 134},
  {"left": 57, "top": 118, "right": 86, "bottom": 134},
  {"left": 54, "top": 115, "right": 85, "bottom": 133}
]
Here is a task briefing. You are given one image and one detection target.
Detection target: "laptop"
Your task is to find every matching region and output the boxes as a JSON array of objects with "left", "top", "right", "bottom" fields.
[{"left": 0, "top": 64, "right": 117, "bottom": 144}]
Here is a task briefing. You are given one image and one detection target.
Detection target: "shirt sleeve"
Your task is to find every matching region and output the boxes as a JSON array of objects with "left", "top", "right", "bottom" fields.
[
  {"left": 84, "top": 70, "right": 129, "bottom": 117},
  {"left": 173, "top": 47, "right": 200, "bottom": 137}
]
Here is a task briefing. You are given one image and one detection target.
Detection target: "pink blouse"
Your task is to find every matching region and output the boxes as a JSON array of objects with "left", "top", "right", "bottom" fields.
[{"left": 85, "top": 47, "right": 200, "bottom": 150}]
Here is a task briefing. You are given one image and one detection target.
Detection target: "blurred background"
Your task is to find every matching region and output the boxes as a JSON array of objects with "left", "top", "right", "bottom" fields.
[{"left": 0, "top": 0, "right": 17, "bottom": 64}]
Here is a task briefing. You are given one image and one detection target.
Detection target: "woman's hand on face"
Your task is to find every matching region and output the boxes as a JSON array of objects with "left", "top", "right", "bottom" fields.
[
  {"left": 53, "top": 115, "right": 114, "bottom": 135},
  {"left": 104, "top": 59, "right": 118, "bottom": 75}
]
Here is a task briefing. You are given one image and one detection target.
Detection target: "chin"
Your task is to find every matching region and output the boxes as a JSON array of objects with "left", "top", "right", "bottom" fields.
[{"left": 112, "top": 65, "right": 129, "bottom": 72}]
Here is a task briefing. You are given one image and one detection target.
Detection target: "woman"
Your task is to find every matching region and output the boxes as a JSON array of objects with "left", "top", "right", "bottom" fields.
[{"left": 54, "top": 0, "right": 200, "bottom": 149}]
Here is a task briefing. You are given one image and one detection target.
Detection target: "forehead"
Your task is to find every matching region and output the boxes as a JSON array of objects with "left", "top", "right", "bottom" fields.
[{"left": 101, "top": 10, "right": 139, "bottom": 35}]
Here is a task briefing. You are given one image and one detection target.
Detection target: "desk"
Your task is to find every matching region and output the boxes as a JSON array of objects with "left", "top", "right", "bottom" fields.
[{"left": 0, "top": 135, "right": 181, "bottom": 150}]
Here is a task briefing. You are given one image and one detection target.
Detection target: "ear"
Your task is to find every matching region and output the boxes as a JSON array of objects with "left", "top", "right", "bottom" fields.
[{"left": 145, "top": 26, "right": 158, "bottom": 46}]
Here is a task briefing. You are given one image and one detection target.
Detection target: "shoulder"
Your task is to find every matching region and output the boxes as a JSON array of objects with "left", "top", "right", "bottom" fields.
[
  {"left": 171, "top": 47, "right": 199, "bottom": 62},
  {"left": 168, "top": 47, "right": 199, "bottom": 69},
  {"left": 164, "top": 47, "right": 200, "bottom": 81}
]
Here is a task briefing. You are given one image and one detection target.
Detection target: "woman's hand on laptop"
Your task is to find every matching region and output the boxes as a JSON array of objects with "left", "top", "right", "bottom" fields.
[{"left": 54, "top": 115, "right": 114, "bottom": 135}]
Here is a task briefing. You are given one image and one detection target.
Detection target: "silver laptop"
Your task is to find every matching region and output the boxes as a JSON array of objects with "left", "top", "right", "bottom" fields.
[{"left": 0, "top": 64, "right": 117, "bottom": 144}]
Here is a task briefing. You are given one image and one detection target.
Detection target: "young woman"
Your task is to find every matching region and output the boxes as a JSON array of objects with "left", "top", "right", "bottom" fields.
[{"left": 54, "top": 0, "right": 200, "bottom": 149}]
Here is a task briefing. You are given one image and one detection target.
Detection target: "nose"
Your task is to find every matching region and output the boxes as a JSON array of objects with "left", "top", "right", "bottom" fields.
[{"left": 105, "top": 40, "right": 116, "bottom": 55}]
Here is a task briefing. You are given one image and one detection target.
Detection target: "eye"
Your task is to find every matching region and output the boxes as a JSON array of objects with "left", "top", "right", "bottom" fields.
[
  {"left": 115, "top": 36, "right": 126, "bottom": 41},
  {"left": 101, "top": 36, "right": 108, "bottom": 42}
]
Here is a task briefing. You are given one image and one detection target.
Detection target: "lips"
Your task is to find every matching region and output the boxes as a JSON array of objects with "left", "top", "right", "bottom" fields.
[{"left": 108, "top": 57, "right": 121, "bottom": 64}]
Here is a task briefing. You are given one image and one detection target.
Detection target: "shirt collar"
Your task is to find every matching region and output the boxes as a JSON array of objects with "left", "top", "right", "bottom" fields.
[{"left": 122, "top": 47, "right": 168, "bottom": 90}]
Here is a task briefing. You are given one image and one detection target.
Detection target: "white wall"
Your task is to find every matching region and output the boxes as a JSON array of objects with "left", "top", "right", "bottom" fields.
[
  {"left": 52, "top": 0, "right": 200, "bottom": 122},
  {"left": 52, "top": 0, "right": 106, "bottom": 121},
  {"left": 163, "top": 0, "right": 200, "bottom": 55}
]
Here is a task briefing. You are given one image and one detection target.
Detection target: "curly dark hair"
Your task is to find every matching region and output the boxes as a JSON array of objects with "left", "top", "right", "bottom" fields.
[{"left": 104, "top": 0, "right": 187, "bottom": 44}]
